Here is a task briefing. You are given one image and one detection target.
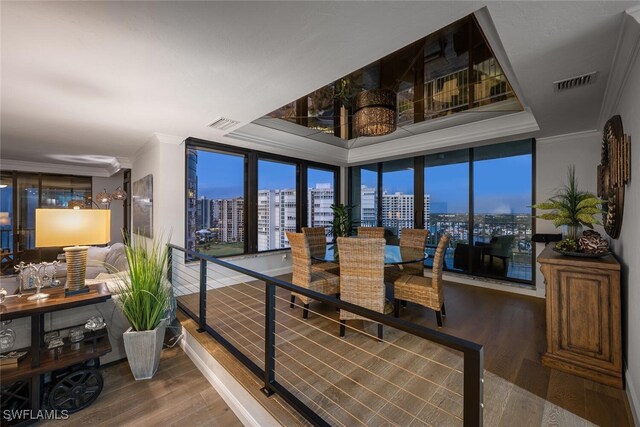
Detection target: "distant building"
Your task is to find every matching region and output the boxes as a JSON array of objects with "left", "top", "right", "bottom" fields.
[
  {"left": 186, "top": 148, "right": 198, "bottom": 252},
  {"left": 215, "top": 197, "right": 244, "bottom": 243},
  {"left": 258, "top": 189, "right": 296, "bottom": 251},
  {"left": 308, "top": 183, "right": 334, "bottom": 239},
  {"left": 359, "top": 186, "right": 430, "bottom": 235}
]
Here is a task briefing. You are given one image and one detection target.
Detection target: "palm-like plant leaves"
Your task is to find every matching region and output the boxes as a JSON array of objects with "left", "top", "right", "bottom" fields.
[
  {"left": 114, "top": 234, "right": 170, "bottom": 331},
  {"left": 532, "top": 166, "right": 604, "bottom": 229}
]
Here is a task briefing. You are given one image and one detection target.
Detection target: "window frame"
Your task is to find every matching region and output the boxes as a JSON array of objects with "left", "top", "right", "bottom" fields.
[
  {"left": 185, "top": 137, "right": 340, "bottom": 258},
  {"left": 348, "top": 139, "right": 536, "bottom": 287}
]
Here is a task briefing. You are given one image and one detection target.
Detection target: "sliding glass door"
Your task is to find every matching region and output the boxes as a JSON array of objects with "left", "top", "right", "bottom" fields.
[
  {"left": 348, "top": 139, "right": 534, "bottom": 286},
  {"left": 472, "top": 140, "right": 533, "bottom": 281},
  {"left": 424, "top": 150, "right": 469, "bottom": 271}
]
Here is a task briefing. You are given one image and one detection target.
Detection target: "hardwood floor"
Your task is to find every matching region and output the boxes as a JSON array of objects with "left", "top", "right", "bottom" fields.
[
  {"left": 41, "top": 346, "right": 242, "bottom": 427},
  {"left": 175, "top": 275, "right": 634, "bottom": 426}
]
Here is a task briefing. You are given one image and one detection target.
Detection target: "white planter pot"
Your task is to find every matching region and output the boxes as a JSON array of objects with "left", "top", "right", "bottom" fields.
[{"left": 123, "top": 319, "right": 166, "bottom": 380}]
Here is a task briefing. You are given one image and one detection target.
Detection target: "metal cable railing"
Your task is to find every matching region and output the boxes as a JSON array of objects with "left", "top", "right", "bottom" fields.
[{"left": 168, "top": 244, "right": 484, "bottom": 426}]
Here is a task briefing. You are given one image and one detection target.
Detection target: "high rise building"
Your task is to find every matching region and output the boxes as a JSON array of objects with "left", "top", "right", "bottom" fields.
[
  {"left": 215, "top": 197, "right": 244, "bottom": 243},
  {"left": 197, "top": 196, "right": 211, "bottom": 229},
  {"left": 186, "top": 148, "right": 198, "bottom": 252},
  {"left": 359, "top": 186, "right": 430, "bottom": 234},
  {"left": 258, "top": 189, "right": 297, "bottom": 251},
  {"left": 308, "top": 183, "right": 334, "bottom": 239}
]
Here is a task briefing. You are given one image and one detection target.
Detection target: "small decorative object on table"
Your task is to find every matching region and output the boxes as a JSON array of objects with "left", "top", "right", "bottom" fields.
[
  {"left": 68, "top": 327, "right": 85, "bottom": 343},
  {"left": 553, "top": 230, "right": 610, "bottom": 258},
  {"left": 85, "top": 316, "right": 106, "bottom": 331},
  {"left": 0, "top": 321, "right": 16, "bottom": 352},
  {"left": 0, "top": 350, "right": 29, "bottom": 367},
  {"left": 0, "top": 288, "right": 7, "bottom": 305}
]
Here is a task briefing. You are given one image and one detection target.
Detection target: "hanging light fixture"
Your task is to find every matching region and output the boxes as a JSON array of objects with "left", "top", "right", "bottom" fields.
[
  {"left": 111, "top": 186, "right": 127, "bottom": 201},
  {"left": 68, "top": 199, "right": 88, "bottom": 209},
  {"left": 352, "top": 89, "right": 397, "bottom": 137},
  {"left": 95, "top": 189, "right": 113, "bottom": 206}
]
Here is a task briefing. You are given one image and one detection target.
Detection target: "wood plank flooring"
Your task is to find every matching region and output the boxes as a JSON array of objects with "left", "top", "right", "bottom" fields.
[
  {"left": 41, "top": 346, "right": 242, "bottom": 427},
  {"left": 175, "top": 275, "right": 634, "bottom": 426}
]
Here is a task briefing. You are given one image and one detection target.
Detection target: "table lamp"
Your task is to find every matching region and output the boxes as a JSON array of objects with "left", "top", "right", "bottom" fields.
[{"left": 35, "top": 208, "right": 111, "bottom": 296}]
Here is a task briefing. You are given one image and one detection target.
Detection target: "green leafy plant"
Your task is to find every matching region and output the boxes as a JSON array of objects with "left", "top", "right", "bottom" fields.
[
  {"left": 330, "top": 203, "right": 357, "bottom": 240},
  {"left": 114, "top": 234, "right": 170, "bottom": 332},
  {"left": 532, "top": 166, "right": 604, "bottom": 228}
]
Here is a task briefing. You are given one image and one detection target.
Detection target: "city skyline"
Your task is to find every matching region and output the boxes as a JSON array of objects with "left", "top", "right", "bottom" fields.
[{"left": 197, "top": 150, "right": 532, "bottom": 214}]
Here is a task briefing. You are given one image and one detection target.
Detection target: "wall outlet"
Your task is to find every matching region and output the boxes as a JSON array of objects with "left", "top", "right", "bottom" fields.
[{"left": 282, "top": 253, "right": 288, "bottom": 262}]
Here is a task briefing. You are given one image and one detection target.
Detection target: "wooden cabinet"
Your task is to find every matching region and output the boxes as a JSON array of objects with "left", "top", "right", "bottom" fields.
[{"left": 538, "top": 245, "right": 622, "bottom": 388}]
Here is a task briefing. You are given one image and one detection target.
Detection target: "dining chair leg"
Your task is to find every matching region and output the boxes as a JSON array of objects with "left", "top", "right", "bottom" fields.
[
  {"left": 336, "top": 293, "right": 340, "bottom": 312},
  {"left": 435, "top": 310, "right": 443, "bottom": 327},
  {"left": 290, "top": 294, "right": 295, "bottom": 309},
  {"left": 377, "top": 323, "right": 383, "bottom": 342},
  {"left": 339, "top": 320, "right": 346, "bottom": 337},
  {"left": 441, "top": 302, "right": 446, "bottom": 316},
  {"left": 303, "top": 304, "right": 309, "bottom": 319},
  {"left": 394, "top": 299, "right": 400, "bottom": 317}
]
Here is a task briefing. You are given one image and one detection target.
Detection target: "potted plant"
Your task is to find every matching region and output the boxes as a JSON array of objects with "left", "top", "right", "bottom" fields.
[
  {"left": 114, "top": 235, "right": 171, "bottom": 380},
  {"left": 532, "top": 166, "right": 604, "bottom": 240},
  {"left": 330, "top": 203, "right": 357, "bottom": 241}
]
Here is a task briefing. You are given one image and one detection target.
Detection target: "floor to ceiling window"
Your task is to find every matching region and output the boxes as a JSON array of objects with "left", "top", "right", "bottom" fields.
[
  {"left": 186, "top": 138, "right": 339, "bottom": 257},
  {"left": 382, "top": 158, "right": 414, "bottom": 243},
  {"left": 187, "top": 148, "right": 246, "bottom": 258},
  {"left": 258, "top": 160, "right": 297, "bottom": 251},
  {"left": 0, "top": 171, "right": 93, "bottom": 269},
  {"left": 472, "top": 140, "right": 533, "bottom": 281},
  {"left": 307, "top": 168, "right": 337, "bottom": 241},
  {"left": 424, "top": 149, "right": 469, "bottom": 271},
  {"left": 349, "top": 139, "right": 534, "bottom": 286},
  {"left": 349, "top": 164, "right": 378, "bottom": 228}
]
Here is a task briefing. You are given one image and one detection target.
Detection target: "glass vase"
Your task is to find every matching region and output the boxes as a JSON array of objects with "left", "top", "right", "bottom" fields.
[{"left": 562, "top": 224, "right": 583, "bottom": 241}]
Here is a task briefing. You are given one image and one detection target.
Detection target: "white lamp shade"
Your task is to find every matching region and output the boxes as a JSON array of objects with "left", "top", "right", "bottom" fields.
[
  {"left": 36, "top": 209, "right": 111, "bottom": 247},
  {"left": 0, "top": 212, "right": 10, "bottom": 226}
]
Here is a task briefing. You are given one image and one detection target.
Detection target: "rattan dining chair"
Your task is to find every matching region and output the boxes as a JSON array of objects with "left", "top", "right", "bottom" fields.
[
  {"left": 337, "top": 237, "right": 391, "bottom": 340},
  {"left": 393, "top": 234, "right": 451, "bottom": 327},
  {"left": 286, "top": 232, "right": 340, "bottom": 319},
  {"left": 357, "top": 227, "right": 385, "bottom": 239},
  {"left": 385, "top": 228, "right": 429, "bottom": 283},
  {"left": 301, "top": 227, "right": 339, "bottom": 274}
]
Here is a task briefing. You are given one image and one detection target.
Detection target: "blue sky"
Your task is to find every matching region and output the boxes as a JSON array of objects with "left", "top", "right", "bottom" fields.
[
  {"left": 196, "top": 152, "right": 334, "bottom": 198},
  {"left": 197, "top": 150, "right": 532, "bottom": 213}
]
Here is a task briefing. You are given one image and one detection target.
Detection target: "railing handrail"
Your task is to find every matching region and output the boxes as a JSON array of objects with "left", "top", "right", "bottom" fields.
[{"left": 168, "top": 243, "right": 482, "bottom": 355}]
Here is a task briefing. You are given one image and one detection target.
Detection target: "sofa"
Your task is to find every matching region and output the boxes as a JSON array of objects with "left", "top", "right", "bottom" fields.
[{"left": 58, "top": 243, "right": 128, "bottom": 286}]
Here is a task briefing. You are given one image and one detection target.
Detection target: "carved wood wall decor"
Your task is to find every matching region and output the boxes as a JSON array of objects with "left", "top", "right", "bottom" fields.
[{"left": 597, "top": 115, "right": 631, "bottom": 239}]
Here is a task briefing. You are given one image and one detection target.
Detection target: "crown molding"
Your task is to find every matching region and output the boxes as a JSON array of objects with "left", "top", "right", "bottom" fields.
[
  {"left": 0, "top": 159, "right": 117, "bottom": 177},
  {"left": 536, "top": 129, "right": 600, "bottom": 145},
  {"left": 347, "top": 110, "right": 539, "bottom": 164},
  {"left": 225, "top": 126, "right": 349, "bottom": 166},
  {"left": 598, "top": 9, "right": 640, "bottom": 127}
]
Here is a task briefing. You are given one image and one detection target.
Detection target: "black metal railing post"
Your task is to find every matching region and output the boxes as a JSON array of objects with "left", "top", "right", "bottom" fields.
[
  {"left": 463, "top": 347, "right": 484, "bottom": 427},
  {"left": 198, "top": 259, "right": 207, "bottom": 333},
  {"left": 261, "top": 281, "right": 276, "bottom": 397}
]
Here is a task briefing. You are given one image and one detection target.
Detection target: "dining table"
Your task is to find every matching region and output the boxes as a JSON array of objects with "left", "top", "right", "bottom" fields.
[{"left": 312, "top": 244, "right": 428, "bottom": 266}]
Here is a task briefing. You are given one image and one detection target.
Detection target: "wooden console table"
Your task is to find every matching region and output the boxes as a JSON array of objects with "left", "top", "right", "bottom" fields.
[
  {"left": 538, "top": 245, "right": 622, "bottom": 388},
  {"left": 0, "top": 283, "right": 112, "bottom": 424}
]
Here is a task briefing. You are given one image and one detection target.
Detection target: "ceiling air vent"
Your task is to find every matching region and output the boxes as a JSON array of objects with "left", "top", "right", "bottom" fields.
[
  {"left": 207, "top": 117, "right": 240, "bottom": 131},
  {"left": 554, "top": 72, "right": 598, "bottom": 92}
]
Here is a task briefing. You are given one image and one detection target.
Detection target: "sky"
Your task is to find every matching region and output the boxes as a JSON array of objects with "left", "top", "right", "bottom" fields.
[
  {"left": 196, "top": 151, "right": 334, "bottom": 199},
  {"left": 197, "top": 149, "right": 533, "bottom": 214}
]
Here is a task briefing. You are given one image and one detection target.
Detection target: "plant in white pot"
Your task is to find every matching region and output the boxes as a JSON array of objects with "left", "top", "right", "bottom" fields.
[{"left": 114, "top": 235, "right": 170, "bottom": 380}]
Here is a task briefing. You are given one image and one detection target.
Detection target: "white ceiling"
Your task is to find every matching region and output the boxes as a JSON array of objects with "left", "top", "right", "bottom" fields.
[{"left": 1, "top": 1, "right": 637, "bottom": 171}]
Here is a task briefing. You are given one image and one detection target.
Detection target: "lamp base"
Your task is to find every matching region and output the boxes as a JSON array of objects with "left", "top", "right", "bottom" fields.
[
  {"left": 63, "top": 246, "right": 89, "bottom": 298},
  {"left": 65, "top": 287, "right": 89, "bottom": 297}
]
